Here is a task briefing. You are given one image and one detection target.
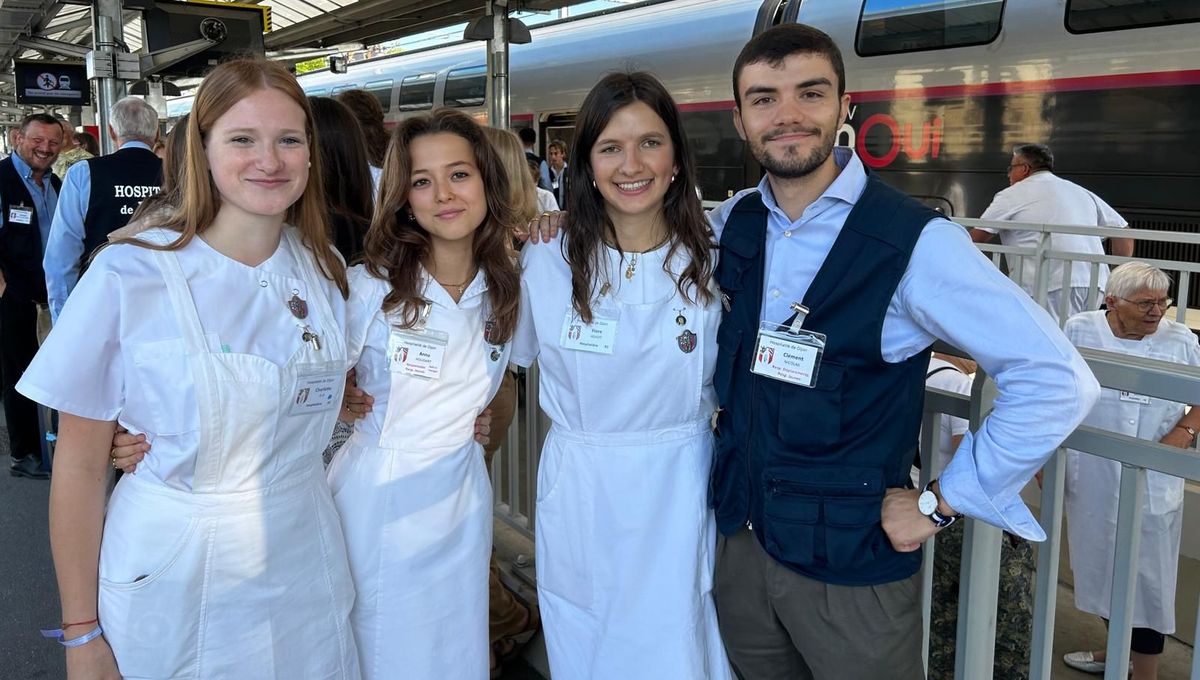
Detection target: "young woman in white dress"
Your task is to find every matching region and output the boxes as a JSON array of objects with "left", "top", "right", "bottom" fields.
[
  {"left": 327, "top": 108, "right": 521, "bottom": 680},
  {"left": 512, "top": 72, "right": 732, "bottom": 679},
  {"left": 18, "top": 59, "right": 360, "bottom": 680}
]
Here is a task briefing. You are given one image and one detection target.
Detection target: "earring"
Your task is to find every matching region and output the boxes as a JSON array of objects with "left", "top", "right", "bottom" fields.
[
  {"left": 407, "top": 211, "right": 415, "bottom": 221},
  {"left": 670, "top": 173, "right": 676, "bottom": 184},
  {"left": 591, "top": 179, "right": 596, "bottom": 189},
  {"left": 307, "top": 161, "right": 312, "bottom": 168}
]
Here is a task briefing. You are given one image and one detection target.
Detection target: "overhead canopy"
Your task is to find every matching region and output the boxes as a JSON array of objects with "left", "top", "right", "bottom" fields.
[{"left": 0, "top": 0, "right": 593, "bottom": 118}]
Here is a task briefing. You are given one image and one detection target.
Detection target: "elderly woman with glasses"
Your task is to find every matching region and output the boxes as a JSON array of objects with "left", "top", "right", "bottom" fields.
[{"left": 1061, "top": 261, "right": 1200, "bottom": 680}]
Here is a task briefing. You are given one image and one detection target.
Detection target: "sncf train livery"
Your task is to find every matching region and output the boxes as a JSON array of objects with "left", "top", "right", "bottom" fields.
[{"left": 194, "top": 0, "right": 1199, "bottom": 263}]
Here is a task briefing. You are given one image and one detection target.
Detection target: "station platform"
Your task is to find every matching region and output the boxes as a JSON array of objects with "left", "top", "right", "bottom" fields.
[{"left": 3, "top": 433, "right": 1194, "bottom": 679}]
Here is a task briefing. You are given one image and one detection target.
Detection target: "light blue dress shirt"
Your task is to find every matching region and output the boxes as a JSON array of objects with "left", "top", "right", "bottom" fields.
[
  {"left": 708, "top": 147, "right": 1100, "bottom": 541},
  {"left": 6, "top": 151, "right": 59, "bottom": 254},
  {"left": 45, "top": 141, "right": 152, "bottom": 321}
]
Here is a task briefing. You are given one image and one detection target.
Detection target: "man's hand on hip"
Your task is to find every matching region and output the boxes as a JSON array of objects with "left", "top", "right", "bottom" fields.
[{"left": 881, "top": 488, "right": 942, "bottom": 553}]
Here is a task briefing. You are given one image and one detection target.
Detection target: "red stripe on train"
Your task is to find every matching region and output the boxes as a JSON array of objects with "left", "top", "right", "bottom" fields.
[{"left": 850, "top": 69, "right": 1200, "bottom": 103}]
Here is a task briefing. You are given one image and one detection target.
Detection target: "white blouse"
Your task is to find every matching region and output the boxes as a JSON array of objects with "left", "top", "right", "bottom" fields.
[{"left": 17, "top": 228, "right": 349, "bottom": 491}]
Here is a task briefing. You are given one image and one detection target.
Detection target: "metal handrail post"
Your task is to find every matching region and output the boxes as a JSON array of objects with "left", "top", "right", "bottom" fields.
[
  {"left": 1103, "top": 464, "right": 1146, "bottom": 680},
  {"left": 1028, "top": 447, "right": 1067, "bottom": 680}
]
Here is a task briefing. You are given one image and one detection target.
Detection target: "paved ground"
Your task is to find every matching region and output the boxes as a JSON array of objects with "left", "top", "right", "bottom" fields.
[{"left": 1, "top": 419, "right": 1192, "bottom": 679}]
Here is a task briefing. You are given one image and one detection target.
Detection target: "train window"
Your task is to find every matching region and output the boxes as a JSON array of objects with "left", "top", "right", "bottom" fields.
[
  {"left": 398, "top": 73, "right": 436, "bottom": 112},
  {"left": 1066, "top": 0, "right": 1200, "bottom": 33},
  {"left": 444, "top": 66, "right": 486, "bottom": 108},
  {"left": 856, "top": 0, "right": 1005, "bottom": 56},
  {"left": 364, "top": 79, "right": 394, "bottom": 110},
  {"left": 331, "top": 85, "right": 358, "bottom": 96},
  {"left": 305, "top": 88, "right": 329, "bottom": 97}
]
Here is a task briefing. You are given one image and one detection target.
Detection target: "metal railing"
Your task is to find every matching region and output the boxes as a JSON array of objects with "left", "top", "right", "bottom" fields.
[
  {"left": 958, "top": 217, "right": 1200, "bottom": 326},
  {"left": 923, "top": 349, "right": 1200, "bottom": 680}
]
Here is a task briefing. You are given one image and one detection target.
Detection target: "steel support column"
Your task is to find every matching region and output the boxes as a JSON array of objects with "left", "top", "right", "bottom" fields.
[
  {"left": 485, "top": 0, "right": 509, "bottom": 129},
  {"left": 93, "top": 0, "right": 126, "bottom": 154}
]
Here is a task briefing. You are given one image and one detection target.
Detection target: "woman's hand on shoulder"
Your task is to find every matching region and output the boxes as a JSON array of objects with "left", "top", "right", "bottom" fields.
[
  {"left": 523, "top": 211, "right": 566, "bottom": 245},
  {"left": 65, "top": 634, "right": 122, "bottom": 680}
]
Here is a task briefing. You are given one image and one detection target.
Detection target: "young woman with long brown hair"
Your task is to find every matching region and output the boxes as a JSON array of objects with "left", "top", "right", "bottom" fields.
[
  {"left": 326, "top": 108, "right": 520, "bottom": 680},
  {"left": 18, "top": 58, "right": 360, "bottom": 679},
  {"left": 511, "top": 72, "right": 731, "bottom": 678}
]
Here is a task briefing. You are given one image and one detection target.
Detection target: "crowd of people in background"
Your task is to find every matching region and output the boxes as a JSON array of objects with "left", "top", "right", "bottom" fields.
[{"left": 0, "top": 19, "right": 1194, "bottom": 680}]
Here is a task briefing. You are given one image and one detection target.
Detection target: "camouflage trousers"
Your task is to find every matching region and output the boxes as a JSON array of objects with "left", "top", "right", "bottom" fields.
[{"left": 928, "top": 521, "right": 1036, "bottom": 680}]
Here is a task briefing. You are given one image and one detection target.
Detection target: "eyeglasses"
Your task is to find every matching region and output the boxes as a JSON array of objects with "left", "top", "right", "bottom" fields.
[
  {"left": 1117, "top": 296, "right": 1173, "bottom": 312},
  {"left": 1006, "top": 162, "right": 1029, "bottom": 173}
]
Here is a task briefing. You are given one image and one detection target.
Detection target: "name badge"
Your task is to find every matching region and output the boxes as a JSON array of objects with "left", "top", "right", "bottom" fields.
[
  {"left": 388, "top": 327, "right": 449, "bottom": 380},
  {"left": 8, "top": 207, "right": 32, "bottom": 225},
  {"left": 559, "top": 309, "right": 618, "bottom": 354},
  {"left": 751, "top": 321, "right": 826, "bottom": 388},
  {"left": 288, "top": 372, "right": 341, "bottom": 416},
  {"left": 1119, "top": 390, "right": 1151, "bottom": 405}
]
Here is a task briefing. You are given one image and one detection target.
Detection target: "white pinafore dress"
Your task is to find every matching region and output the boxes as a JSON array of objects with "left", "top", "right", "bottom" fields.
[
  {"left": 328, "top": 267, "right": 509, "bottom": 680},
  {"left": 512, "top": 238, "right": 733, "bottom": 680},
  {"left": 94, "top": 231, "right": 358, "bottom": 679}
]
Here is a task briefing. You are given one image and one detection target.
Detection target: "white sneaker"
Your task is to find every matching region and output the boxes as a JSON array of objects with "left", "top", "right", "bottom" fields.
[
  {"left": 1063, "top": 651, "right": 1133, "bottom": 675},
  {"left": 1063, "top": 651, "right": 1106, "bottom": 674}
]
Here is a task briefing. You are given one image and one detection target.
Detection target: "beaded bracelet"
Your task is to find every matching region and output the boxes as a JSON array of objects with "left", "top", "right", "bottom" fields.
[{"left": 41, "top": 624, "right": 104, "bottom": 648}]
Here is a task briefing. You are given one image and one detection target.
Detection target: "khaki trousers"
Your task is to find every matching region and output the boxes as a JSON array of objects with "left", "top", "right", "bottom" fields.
[{"left": 713, "top": 527, "right": 925, "bottom": 680}]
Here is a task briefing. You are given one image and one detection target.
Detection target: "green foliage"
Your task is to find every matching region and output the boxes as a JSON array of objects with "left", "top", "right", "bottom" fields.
[{"left": 294, "top": 57, "right": 327, "bottom": 75}]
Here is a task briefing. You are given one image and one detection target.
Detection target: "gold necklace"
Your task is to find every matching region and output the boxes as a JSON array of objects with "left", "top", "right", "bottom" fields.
[
  {"left": 435, "top": 269, "right": 477, "bottom": 297},
  {"left": 625, "top": 253, "right": 638, "bottom": 280}
]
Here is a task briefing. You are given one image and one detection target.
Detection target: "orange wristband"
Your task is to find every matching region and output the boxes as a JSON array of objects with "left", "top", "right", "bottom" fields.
[{"left": 61, "top": 617, "right": 99, "bottom": 630}]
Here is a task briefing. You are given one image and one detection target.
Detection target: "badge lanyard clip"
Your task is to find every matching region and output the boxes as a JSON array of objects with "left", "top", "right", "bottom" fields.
[{"left": 751, "top": 301, "right": 825, "bottom": 388}]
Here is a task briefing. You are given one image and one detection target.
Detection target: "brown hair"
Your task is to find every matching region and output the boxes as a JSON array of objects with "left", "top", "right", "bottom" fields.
[
  {"left": 363, "top": 109, "right": 520, "bottom": 341},
  {"left": 565, "top": 71, "right": 714, "bottom": 323},
  {"left": 483, "top": 127, "right": 539, "bottom": 225},
  {"left": 117, "top": 58, "right": 347, "bottom": 298},
  {"left": 336, "top": 89, "right": 390, "bottom": 167}
]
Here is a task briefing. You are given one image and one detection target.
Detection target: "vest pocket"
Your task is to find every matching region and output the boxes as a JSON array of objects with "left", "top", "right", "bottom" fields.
[
  {"left": 776, "top": 361, "right": 844, "bottom": 449},
  {"left": 761, "top": 490, "right": 818, "bottom": 565},
  {"left": 763, "top": 465, "right": 885, "bottom": 569}
]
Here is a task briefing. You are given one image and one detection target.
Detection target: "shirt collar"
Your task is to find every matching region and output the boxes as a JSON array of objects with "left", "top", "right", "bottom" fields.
[
  {"left": 10, "top": 150, "right": 37, "bottom": 181},
  {"left": 755, "top": 146, "right": 867, "bottom": 220},
  {"left": 120, "top": 140, "right": 154, "bottom": 151}
]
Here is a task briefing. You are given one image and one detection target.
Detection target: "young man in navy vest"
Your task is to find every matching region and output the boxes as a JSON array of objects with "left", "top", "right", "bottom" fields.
[
  {"left": 706, "top": 25, "right": 1101, "bottom": 679},
  {"left": 0, "top": 113, "right": 63, "bottom": 479},
  {"left": 44, "top": 96, "right": 162, "bottom": 322}
]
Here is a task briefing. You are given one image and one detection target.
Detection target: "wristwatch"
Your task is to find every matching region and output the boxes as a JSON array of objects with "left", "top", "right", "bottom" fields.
[{"left": 918, "top": 479, "right": 961, "bottom": 528}]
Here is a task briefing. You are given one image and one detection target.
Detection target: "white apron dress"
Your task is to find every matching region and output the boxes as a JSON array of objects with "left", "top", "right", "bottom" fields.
[
  {"left": 1064, "top": 310, "right": 1200, "bottom": 633},
  {"left": 512, "top": 236, "right": 732, "bottom": 680},
  {"left": 327, "top": 266, "right": 509, "bottom": 680},
  {"left": 18, "top": 228, "right": 360, "bottom": 679}
]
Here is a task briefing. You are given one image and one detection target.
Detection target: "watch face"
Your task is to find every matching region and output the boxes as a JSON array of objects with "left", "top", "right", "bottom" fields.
[{"left": 918, "top": 490, "right": 939, "bottom": 516}]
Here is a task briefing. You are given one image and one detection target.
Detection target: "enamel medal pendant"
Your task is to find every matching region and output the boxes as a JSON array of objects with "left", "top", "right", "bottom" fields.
[
  {"left": 484, "top": 320, "right": 503, "bottom": 362},
  {"left": 677, "top": 329, "right": 697, "bottom": 354},
  {"left": 288, "top": 290, "right": 320, "bottom": 351},
  {"left": 287, "top": 292, "right": 309, "bottom": 320}
]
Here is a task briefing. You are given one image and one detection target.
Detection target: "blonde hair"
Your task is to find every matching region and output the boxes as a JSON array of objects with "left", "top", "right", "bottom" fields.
[
  {"left": 117, "top": 58, "right": 347, "bottom": 298},
  {"left": 483, "top": 127, "right": 539, "bottom": 225}
]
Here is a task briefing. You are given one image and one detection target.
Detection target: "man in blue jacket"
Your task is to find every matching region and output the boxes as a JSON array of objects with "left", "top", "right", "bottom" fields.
[{"left": 706, "top": 24, "right": 1099, "bottom": 679}]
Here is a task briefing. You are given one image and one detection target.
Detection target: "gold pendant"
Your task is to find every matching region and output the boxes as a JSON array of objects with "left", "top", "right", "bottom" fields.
[{"left": 625, "top": 253, "right": 638, "bottom": 280}]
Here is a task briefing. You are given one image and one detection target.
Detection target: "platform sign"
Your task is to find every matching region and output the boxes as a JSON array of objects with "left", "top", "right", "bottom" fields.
[
  {"left": 186, "top": 0, "right": 271, "bottom": 31},
  {"left": 14, "top": 60, "right": 91, "bottom": 106}
]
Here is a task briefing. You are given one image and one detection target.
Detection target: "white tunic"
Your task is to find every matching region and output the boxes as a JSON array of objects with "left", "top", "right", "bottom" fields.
[
  {"left": 1063, "top": 310, "right": 1199, "bottom": 632},
  {"left": 512, "top": 235, "right": 732, "bottom": 680},
  {"left": 977, "top": 171, "right": 1127, "bottom": 295},
  {"left": 328, "top": 265, "right": 509, "bottom": 680},
  {"left": 19, "top": 228, "right": 360, "bottom": 679}
]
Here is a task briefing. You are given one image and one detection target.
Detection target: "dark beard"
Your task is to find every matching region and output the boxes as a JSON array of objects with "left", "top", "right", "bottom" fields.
[{"left": 751, "top": 132, "right": 835, "bottom": 179}]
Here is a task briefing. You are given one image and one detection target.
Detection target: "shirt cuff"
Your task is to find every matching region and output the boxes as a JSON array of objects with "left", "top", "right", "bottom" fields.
[{"left": 938, "top": 430, "right": 1048, "bottom": 542}]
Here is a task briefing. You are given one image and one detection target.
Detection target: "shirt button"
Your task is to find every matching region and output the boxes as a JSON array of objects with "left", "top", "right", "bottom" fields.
[
  {"left": 259, "top": 280, "right": 268, "bottom": 288},
  {"left": 1128, "top": 419, "right": 1136, "bottom": 425},
  {"left": 784, "top": 230, "right": 793, "bottom": 238},
  {"left": 771, "top": 289, "right": 781, "bottom": 298}
]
